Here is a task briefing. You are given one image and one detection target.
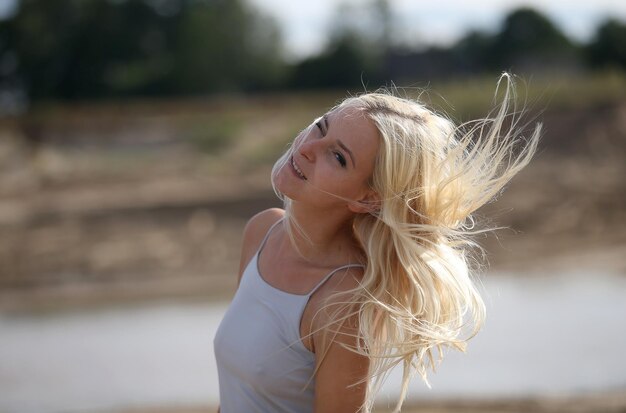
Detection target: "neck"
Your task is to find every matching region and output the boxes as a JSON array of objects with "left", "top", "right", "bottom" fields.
[{"left": 284, "top": 201, "right": 361, "bottom": 264}]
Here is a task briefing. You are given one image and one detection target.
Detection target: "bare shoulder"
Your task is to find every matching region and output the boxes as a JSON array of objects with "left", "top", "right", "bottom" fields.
[
  {"left": 236, "top": 208, "right": 284, "bottom": 284},
  {"left": 317, "top": 265, "right": 365, "bottom": 300},
  {"left": 310, "top": 265, "right": 366, "bottom": 332},
  {"left": 242, "top": 208, "right": 284, "bottom": 252}
]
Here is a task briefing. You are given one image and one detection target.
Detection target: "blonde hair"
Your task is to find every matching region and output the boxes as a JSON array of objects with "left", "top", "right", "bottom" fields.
[{"left": 271, "top": 73, "right": 541, "bottom": 412}]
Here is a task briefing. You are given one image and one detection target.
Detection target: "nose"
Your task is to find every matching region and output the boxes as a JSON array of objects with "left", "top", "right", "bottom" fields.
[{"left": 297, "top": 128, "right": 319, "bottom": 162}]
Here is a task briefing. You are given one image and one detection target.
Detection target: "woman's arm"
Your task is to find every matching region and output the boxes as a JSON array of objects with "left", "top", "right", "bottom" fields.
[{"left": 311, "top": 269, "right": 369, "bottom": 413}]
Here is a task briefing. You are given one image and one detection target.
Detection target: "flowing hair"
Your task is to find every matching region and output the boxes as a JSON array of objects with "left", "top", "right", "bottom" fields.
[{"left": 270, "top": 73, "right": 541, "bottom": 412}]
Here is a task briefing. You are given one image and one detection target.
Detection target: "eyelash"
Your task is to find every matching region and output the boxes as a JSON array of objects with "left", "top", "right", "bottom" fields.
[
  {"left": 334, "top": 152, "right": 347, "bottom": 167},
  {"left": 315, "top": 120, "right": 324, "bottom": 133},
  {"left": 315, "top": 119, "right": 346, "bottom": 168}
]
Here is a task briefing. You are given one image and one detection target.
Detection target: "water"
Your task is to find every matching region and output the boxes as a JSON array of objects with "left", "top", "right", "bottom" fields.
[{"left": 1, "top": 272, "right": 625, "bottom": 413}]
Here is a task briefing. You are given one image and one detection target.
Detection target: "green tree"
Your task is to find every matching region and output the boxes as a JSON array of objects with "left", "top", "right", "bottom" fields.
[
  {"left": 291, "top": 32, "right": 370, "bottom": 89},
  {"left": 491, "top": 7, "right": 576, "bottom": 70},
  {"left": 452, "top": 29, "right": 495, "bottom": 73},
  {"left": 0, "top": 0, "right": 286, "bottom": 101},
  {"left": 0, "top": 0, "right": 180, "bottom": 99},
  {"left": 65, "top": 0, "right": 176, "bottom": 97},
  {"left": 290, "top": 0, "right": 394, "bottom": 89},
  {"left": 586, "top": 19, "right": 626, "bottom": 70},
  {"left": 172, "top": 0, "right": 284, "bottom": 94},
  {"left": 2, "top": 0, "right": 83, "bottom": 98}
]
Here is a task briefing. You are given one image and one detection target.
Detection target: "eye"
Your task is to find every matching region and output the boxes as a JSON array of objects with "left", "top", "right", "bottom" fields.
[
  {"left": 334, "top": 152, "right": 347, "bottom": 167},
  {"left": 315, "top": 119, "right": 324, "bottom": 135}
]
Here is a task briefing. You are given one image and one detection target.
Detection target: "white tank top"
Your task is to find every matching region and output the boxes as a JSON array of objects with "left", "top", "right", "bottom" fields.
[{"left": 214, "top": 219, "right": 364, "bottom": 413}]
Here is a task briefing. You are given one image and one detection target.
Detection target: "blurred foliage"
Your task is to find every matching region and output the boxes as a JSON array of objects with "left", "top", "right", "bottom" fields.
[
  {"left": 290, "top": 32, "right": 375, "bottom": 89},
  {"left": 172, "top": 0, "right": 284, "bottom": 94},
  {"left": 289, "top": 0, "right": 393, "bottom": 89},
  {"left": 0, "top": 0, "right": 624, "bottom": 106},
  {"left": 0, "top": 0, "right": 286, "bottom": 101},
  {"left": 491, "top": 8, "right": 577, "bottom": 69},
  {"left": 439, "top": 8, "right": 577, "bottom": 78},
  {"left": 586, "top": 19, "right": 626, "bottom": 70}
]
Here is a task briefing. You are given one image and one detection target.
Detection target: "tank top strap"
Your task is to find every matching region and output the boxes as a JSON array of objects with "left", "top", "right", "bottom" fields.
[
  {"left": 257, "top": 216, "right": 284, "bottom": 255},
  {"left": 307, "top": 263, "right": 365, "bottom": 297}
]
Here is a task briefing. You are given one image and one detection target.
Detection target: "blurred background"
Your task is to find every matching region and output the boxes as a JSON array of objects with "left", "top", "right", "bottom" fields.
[{"left": 0, "top": 0, "right": 625, "bottom": 412}]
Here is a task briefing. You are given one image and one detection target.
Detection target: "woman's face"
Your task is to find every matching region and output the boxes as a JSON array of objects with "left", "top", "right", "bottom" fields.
[{"left": 274, "top": 105, "right": 380, "bottom": 211}]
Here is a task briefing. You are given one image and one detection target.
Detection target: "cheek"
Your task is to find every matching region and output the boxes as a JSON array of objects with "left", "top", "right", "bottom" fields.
[
  {"left": 320, "top": 170, "right": 366, "bottom": 197},
  {"left": 314, "top": 157, "right": 341, "bottom": 180}
]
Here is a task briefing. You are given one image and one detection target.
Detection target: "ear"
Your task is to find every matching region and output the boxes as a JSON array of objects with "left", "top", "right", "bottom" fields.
[{"left": 348, "top": 190, "right": 381, "bottom": 214}]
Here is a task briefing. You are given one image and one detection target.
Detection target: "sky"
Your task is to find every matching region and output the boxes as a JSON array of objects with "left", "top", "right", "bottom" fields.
[
  {"left": 0, "top": 0, "right": 624, "bottom": 61},
  {"left": 246, "top": 0, "right": 626, "bottom": 60}
]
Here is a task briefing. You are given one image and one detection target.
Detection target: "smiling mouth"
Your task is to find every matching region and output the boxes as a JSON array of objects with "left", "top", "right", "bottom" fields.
[{"left": 290, "top": 156, "right": 307, "bottom": 180}]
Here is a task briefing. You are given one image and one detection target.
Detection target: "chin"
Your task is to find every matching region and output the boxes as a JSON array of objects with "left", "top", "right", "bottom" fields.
[{"left": 275, "top": 183, "right": 300, "bottom": 202}]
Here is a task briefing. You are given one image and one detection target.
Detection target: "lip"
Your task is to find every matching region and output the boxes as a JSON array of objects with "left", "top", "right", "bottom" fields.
[{"left": 289, "top": 156, "right": 307, "bottom": 180}]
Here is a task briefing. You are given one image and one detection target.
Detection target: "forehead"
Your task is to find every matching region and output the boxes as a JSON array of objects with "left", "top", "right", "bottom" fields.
[{"left": 328, "top": 106, "right": 379, "bottom": 144}]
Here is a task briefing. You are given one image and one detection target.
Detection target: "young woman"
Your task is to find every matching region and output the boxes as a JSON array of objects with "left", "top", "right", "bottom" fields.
[{"left": 214, "top": 74, "right": 540, "bottom": 413}]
